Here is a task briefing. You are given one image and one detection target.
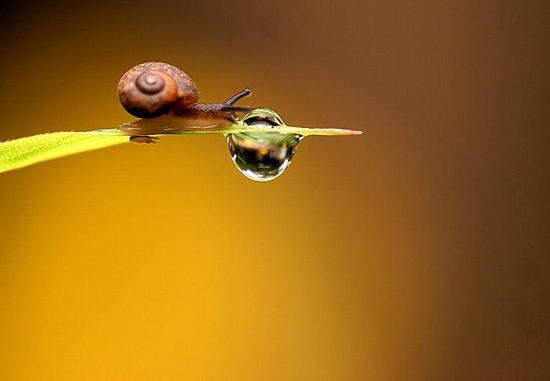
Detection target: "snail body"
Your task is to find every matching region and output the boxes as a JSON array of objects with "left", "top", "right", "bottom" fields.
[{"left": 117, "top": 62, "right": 251, "bottom": 122}]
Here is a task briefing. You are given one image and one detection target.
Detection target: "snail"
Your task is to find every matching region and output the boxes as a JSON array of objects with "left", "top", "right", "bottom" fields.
[
  {"left": 0, "top": 62, "right": 362, "bottom": 176},
  {"left": 117, "top": 62, "right": 252, "bottom": 122}
]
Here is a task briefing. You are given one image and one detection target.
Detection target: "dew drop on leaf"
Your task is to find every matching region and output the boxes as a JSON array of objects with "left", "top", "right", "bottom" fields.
[
  {"left": 227, "top": 131, "right": 302, "bottom": 181},
  {"left": 226, "top": 111, "right": 303, "bottom": 181}
]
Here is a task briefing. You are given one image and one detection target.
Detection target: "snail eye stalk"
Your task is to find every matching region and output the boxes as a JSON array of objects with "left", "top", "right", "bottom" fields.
[{"left": 225, "top": 88, "right": 252, "bottom": 105}]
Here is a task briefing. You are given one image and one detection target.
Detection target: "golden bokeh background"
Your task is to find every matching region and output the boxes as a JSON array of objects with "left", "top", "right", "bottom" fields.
[{"left": 0, "top": 1, "right": 548, "bottom": 379}]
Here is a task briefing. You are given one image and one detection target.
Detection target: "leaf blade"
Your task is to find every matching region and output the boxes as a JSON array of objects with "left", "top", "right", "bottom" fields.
[{"left": 0, "top": 131, "right": 130, "bottom": 174}]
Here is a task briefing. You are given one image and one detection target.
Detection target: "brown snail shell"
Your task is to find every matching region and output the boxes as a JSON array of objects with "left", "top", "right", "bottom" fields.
[{"left": 117, "top": 62, "right": 199, "bottom": 118}]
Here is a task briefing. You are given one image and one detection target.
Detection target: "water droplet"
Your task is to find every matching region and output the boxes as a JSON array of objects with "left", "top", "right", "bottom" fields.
[
  {"left": 227, "top": 131, "right": 302, "bottom": 181},
  {"left": 226, "top": 109, "right": 303, "bottom": 181}
]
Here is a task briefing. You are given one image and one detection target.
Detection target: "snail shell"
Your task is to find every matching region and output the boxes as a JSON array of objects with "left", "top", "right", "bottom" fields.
[{"left": 117, "top": 62, "right": 199, "bottom": 118}]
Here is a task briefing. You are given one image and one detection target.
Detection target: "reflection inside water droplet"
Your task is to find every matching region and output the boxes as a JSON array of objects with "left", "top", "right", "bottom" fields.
[
  {"left": 226, "top": 110, "right": 303, "bottom": 181},
  {"left": 227, "top": 131, "right": 303, "bottom": 181}
]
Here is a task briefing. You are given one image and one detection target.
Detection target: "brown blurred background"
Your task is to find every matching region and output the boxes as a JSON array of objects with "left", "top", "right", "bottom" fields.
[{"left": 0, "top": 0, "right": 548, "bottom": 379}]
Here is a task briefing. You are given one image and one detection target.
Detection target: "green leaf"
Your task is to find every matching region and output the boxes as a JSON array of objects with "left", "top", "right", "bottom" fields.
[
  {"left": 0, "top": 109, "right": 362, "bottom": 174},
  {"left": 0, "top": 131, "right": 130, "bottom": 174},
  {"left": 119, "top": 114, "right": 362, "bottom": 137}
]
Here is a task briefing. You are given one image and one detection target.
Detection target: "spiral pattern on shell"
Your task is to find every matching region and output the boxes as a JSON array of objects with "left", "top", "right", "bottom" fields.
[{"left": 117, "top": 62, "right": 199, "bottom": 118}]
